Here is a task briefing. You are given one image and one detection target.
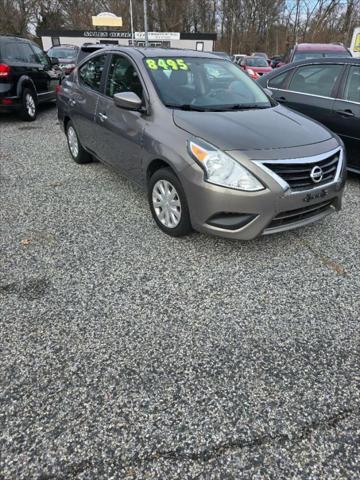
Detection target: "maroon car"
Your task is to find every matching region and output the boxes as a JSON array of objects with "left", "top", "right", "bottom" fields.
[
  {"left": 240, "top": 56, "right": 272, "bottom": 79},
  {"left": 285, "top": 43, "right": 352, "bottom": 64}
]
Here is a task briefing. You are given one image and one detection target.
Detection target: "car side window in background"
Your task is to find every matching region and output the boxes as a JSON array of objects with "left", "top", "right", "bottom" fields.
[
  {"left": 343, "top": 66, "right": 360, "bottom": 103},
  {"left": 106, "top": 55, "right": 143, "bottom": 99},
  {"left": 30, "top": 44, "right": 50, "bottom": 67},
  {"left": 79, "top": 55, "right": 107, "bottom": 92},
  {"left": 268, "top": 71, "right": 289, "bottom": 89},
  {"left": 18, "top": 44, "right": 34, "bottom": 63},
  {"left": 3, "top": 43, "right": 33, "bottom": 63},
  {"left": 288, "top": 64, "right": 342, "bottom": 97}
]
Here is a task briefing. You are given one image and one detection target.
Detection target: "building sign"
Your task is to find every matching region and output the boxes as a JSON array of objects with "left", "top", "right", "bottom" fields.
[
  {"left": 135, "top": 32, "right": 180, "bottom": 41},
  {"left": 83, "top": 31, "right": 132, "bottom": 38},
  {"left": 354, "top": 32, "right": 360, "bottom": 52},
  {"left": 92, "top": 12, "right": 123, "bottom": 27}
]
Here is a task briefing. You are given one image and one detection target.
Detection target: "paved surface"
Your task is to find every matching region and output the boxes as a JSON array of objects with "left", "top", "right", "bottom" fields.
[{"left": 1, "top": 106, "right": 359, "bottom": 479}]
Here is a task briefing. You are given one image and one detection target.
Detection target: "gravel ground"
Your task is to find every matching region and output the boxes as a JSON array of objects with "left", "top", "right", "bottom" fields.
[{"left": 1, "top": 105, "right": 359, "bottom": 479}]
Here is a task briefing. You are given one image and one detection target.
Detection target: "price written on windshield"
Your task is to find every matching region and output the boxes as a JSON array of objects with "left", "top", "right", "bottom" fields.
[{"left": 145, "top": 58, "right": 189, "bottom": 70}]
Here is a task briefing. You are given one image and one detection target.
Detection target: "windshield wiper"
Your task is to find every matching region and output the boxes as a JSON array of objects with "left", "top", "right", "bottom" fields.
[
  {"left": 165, "top": 103, "right": 210, "bottom": 112},
  {"left": 165, "top": 103, "right": 270, "bottom": 112},
  {"left": 222, "top": 104, "right": 271, "bottom": 110}
]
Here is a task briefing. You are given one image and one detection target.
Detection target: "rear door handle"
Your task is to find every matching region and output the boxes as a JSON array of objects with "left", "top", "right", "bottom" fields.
[
  {"left": 98, "top": 112, "right": 107, "bottom": 122},
  {"left": 336, "top": 109, "right": 354, "bottom": 117}
]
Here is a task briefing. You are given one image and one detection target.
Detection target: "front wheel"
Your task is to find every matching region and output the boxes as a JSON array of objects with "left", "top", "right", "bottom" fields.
[{"left": 148, "top": 168, "right": 192, "bottom": 237}]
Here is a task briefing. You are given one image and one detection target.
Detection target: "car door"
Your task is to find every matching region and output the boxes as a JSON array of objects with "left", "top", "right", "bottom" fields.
[
  {"left": 70, "top": 53, "right": 108, "bottom": 153},
  {"left": 27, "top": 43, "right": 54, "bottom": 93},
  {"left": 332, "top": 65, "right": 360, "bottom": 171},
  {"left": 273, "top": 64, "right": 344, "bottom": 127},
  {"left": 93, "top": 53, "right": 146, "bottom": 183}
]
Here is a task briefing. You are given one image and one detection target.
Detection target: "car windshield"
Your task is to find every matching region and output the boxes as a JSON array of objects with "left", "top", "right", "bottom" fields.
[
  {"left": 246, "top": 57, "right": 269, "bottom": 67},
  {"left": 144, "top": 57, "right": 272, "bottom": 110},
  {"left": 48, "top": 48, "right": 77, "bottom": 60},
  {"left": 294, "top": 51, "right": 351, "bottom": 61}
]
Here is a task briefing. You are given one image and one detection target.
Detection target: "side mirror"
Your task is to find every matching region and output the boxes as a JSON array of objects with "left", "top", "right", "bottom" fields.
[
  {"left": 264, "top": 88, "right": 273, "bottom": 97},
  {"left": 114, "top": 92, "right": 142, "bottom": 110},
  {"left": 49, "top": 57, "right": 59, "bottom": 66}
]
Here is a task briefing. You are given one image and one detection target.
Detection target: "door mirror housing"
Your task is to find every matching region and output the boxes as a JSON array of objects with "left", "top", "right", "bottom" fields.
[{"left": 113, "top": 92, "right": 142, "bottom": 110}]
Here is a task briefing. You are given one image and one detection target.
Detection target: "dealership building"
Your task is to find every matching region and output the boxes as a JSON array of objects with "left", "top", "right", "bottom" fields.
[{"left": 38, "top": 30, "right": 217, "bottom": 52}]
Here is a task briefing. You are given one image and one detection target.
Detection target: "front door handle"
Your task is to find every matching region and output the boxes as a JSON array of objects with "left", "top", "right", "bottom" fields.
[
  {"left": 277, "top": 96, "right": 286, "bottom": 102},
  {"left": 336, "top": 109, "right": 354, "bottom": 117},
  {"left": 98, "top": 112, "right": 107, "bottom": 122}
]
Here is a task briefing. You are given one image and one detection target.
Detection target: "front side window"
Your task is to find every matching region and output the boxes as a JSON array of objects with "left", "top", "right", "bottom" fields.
[
  {"left": 30, "top": 44, "right": 50, "bottom": 67},
  {"left": 288, "top": 64, "right": 343, "bottom": 97},
  {"left": 343, "top": 66, "right": 360, "bottom": 103},
  {"left": 106, "top": 55, "right": 143, "bottom": 99},
  {"left": 144, "top": 57, "right": 272, "bottom": 110},
  {"left": 268, "top": 71, "right": 290, "bottom": 88},
  {"left": 79, "top": 54, "right": 107, "bottom": 92}
]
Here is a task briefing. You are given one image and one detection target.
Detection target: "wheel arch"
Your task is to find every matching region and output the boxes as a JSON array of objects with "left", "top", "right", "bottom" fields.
[
  {"left": 146, "top": 158, "right": 176, "bottom": 182},
  {"left": 63, "top": 115, "right": 71, "bottom": 130},
  {"left": 17, "top": 76, "right": 37, "bottom": 100}
]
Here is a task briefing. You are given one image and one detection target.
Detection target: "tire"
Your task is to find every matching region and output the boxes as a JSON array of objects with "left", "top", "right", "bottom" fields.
[
  {"left": 66, "top": 121, "right": 92, "bottom": 164},
  {"left": 20, "top": 88, "right": 37, "bottom": 121},
  {"left": 148, "top": 167, "right": 193, "bottom": 237}
]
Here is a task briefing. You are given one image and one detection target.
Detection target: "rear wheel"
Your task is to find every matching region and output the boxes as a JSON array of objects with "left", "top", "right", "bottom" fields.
[
  {"left": 66, "top": 121, "right": 92, "bottom": 164},
  {"left": 20, "top": 88, "right": 37, "bottom": 121},
  {"left": 148, "top": 167, "right": 192, "bottom": 237}
]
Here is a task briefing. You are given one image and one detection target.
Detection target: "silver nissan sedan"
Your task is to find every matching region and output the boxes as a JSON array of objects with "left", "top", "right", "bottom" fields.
[{"left": 57, "top": 47, "right": 346, "bottom": 239}]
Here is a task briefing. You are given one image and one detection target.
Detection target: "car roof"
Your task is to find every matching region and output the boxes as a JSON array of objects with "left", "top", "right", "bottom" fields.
[
  {"left": 282, "top": 57, "right": 359, "bottom": 68},
  {"left": 135, "top": 47, "right": 224, "bottom": 58},
  {"left": 0, "top": 34, "right": 32, "bottom": 43},
  {"left": 245, "top": 55, "right": 267, "bottom": 60},
  {"left": 49, "top": 44, "right": 78, "bottom": 49},
  {"left": 86, "top": 45, "right": 225, "bottom": 59},
  {"left": 295, "top": 43, "right": 348, "bottom": 52}
]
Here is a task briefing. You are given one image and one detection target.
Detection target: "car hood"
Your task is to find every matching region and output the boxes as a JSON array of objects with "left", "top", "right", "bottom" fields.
[{"left": 173, "top": 105, "right": 332, "bottom": 151}]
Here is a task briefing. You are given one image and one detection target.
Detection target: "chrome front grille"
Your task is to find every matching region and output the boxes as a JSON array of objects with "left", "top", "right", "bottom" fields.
[{"left": 258, "top": 148, "right": 342, "bottom": 192}]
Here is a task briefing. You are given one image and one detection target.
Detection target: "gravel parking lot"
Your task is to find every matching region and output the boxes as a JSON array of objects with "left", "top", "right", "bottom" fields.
[{"left": 1, "top": 105, "right": 359, "bottom": 479}]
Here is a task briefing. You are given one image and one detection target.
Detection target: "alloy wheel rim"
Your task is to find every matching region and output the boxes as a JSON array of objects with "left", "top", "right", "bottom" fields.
[
  {"left": 67, "top": 126, "right": 79, "bottom": 158},
  {"left": 25, "top": 93, "right": 35, "bottom": 117},
  {"left": 152, "top": 180, "right": 182, "bottom": 228}
]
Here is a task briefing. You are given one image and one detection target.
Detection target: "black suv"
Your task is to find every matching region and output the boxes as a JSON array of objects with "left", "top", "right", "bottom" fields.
[{"left": 0, "top": 35, "right": 61, "bottom": 120}]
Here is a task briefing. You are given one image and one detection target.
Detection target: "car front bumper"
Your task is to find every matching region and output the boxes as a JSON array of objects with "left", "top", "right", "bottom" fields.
[{"left": 181, "top": 143, "right": 346, "bottom": 240}]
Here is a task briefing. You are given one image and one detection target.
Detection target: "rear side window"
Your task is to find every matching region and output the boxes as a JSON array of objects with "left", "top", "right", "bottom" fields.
[
  {"left": 79, "top": 54, "right": 107, "bottom": 91},
  {"left": 2, "top": 42, "right": 34, "bottom": 63},
  {"left": 288, "top": 64, "right": 343, "bottom": 97},
  {"left": 343, "top": 66, "right": 360, "bottom": 103},
  {"left": 268, "top": 71, "right": 290, "bottom": 89}
]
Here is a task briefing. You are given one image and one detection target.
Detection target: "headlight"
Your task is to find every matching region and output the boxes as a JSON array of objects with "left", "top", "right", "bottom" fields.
[
  {"left": 247, "top": 68, "right": 255, "bottom": 76},
  {"left": 188, "top": 139, "right": 264, "bottom": 191}
]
